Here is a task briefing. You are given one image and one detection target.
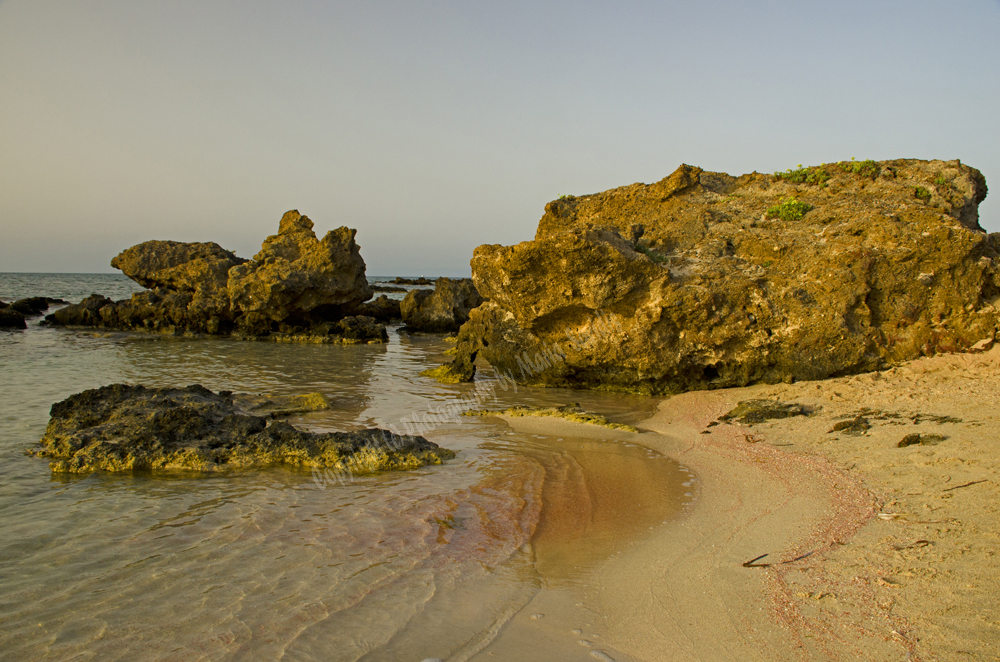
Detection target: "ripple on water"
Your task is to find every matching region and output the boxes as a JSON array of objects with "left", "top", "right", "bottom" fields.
[{"left": 0, "top": 274, "right": 690, "bottom": 661}]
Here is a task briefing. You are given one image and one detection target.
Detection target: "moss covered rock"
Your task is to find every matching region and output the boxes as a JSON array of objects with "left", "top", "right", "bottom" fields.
[{"left": 34, "top": 384, "right": 454, "bottom": 474}]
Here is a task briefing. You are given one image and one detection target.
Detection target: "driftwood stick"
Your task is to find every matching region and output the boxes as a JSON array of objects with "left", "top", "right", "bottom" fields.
[
  {"left": 742, "top": 554, "right": 770, "bottom": 568},
  {"left": 743, "top": 550, "right": 816, "bottom": 568},
  {"left": 943, "top": 479, "right": 989, "bottom": 492}
]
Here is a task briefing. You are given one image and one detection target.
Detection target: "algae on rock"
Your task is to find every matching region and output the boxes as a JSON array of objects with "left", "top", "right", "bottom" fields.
[
  {"left": 34, "top": 384, "right": 454, "bottom": 474},
  {"left": 464, "top": 403, "right": 638, "bottom": 432},
  {"left": 431, "top": 159, "right": 999, "bottom": 395}
]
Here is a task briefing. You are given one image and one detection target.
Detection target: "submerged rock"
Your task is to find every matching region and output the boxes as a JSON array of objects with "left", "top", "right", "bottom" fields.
[
  {"left": 432, "top": 159, "right": 1000, "bottom": 394},
  {"left": 35, "top": 384, "right": 454, "bottom": 474},
  {"left": 9, "top": 297, "right": 66, "bottom": 317},
  {"left": 0, "top": 308, "right": 27, "bottom": 330},
  {"left": 401, "top": 277, "right": 483, "bottom": 332},
  {"left": 463, "top": 403, "right": 638, "bottom": 432}
]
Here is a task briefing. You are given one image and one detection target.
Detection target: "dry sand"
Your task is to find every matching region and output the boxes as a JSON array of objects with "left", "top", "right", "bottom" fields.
[{"left": 480, "top": 345, "right": 1000, "bottom": 661}]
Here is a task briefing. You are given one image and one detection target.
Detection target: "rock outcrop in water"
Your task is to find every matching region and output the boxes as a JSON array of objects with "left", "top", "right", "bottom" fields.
[
  {"left": 34, "top": 384, "right": 454, "bottom": 474},
  {"left": 430, "top": 159, "right": 1000, "bottom": 394},
  {"left": 45, "top": 210, "right": 384, "bottom": 342},
  {"left": 401, "top": 277, "right": 483, "bottom": 332},
  {"left": 228, "top": 211, "right": 373, "bottom": 336},
  {"left": 0, "top": 307, "right": 27, "bottom": 330}
]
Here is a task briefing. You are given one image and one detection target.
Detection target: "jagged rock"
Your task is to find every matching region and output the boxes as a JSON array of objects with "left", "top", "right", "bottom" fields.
[
  {"left": 401, "top": 278, "right": 483, "bottom": 332},
  {"left": 371, "top": 285, "right": 407, "bottom": 293},
  {"left": 45, "top": 210, "right": 382, "bottom": 341},
  {"left": 353, "top": 295, "right": 401, "bottom": 322},
  {"left": 393, "top": 277, "right": 434, "bottom": 285},
  {"left": 45, "top": 294, "right": 114, "bottom": 327},
  {"left": 0, "top": 308, "right": 27, "bottom": 330},
  {"left": 111, "top": 240, "right": 245, "bottom": 322},
  {"left": 228, "top": 210, "right": 372, "bottom": 326},
  {"left": 9, "top": 297, "right": 66, "bottom": 317},
  {"left": 34, "top": 384, "right": 454, "bottom": 474},
  {"left": 431, "top": 159, "right": 1000, "bottom": 394}
]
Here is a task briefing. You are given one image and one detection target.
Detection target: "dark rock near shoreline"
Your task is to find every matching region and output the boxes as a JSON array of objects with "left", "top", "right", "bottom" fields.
[
  {"left": 430, "top": 159, "right": 1000, "bottom": 394},
  {"left": 0, "top": 308, "right": 27, "bottom": 330},
  {"left": 45, "top": 294, "right": 114, "bottom": 327},
  {"left": 393, "top": 277, "right": 434, "bottom": 285},
  {"left": 371, "top": 285, "right": 407, "bottom": 293},
  {"left": 401, "top": 278, "right": 483, "bottom": 332},
  {"left": 9, "top": 297, "right": 66, "bottom": 317},
  {"left": 353, "top": 295, "right": 402, "bottom": 322},
  {"left": 34, "top": 384, "right": 454, "bottom": 474}
]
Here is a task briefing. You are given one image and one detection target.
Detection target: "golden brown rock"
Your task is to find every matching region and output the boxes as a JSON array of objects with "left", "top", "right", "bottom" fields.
[{"left": 433, "top": 159, "right": 999, "bottom": 394}]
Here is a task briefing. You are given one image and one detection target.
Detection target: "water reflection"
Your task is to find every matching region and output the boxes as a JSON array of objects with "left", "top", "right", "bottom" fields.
[{"left": 0, "top": 319, "right": 688, "bottom": 661}]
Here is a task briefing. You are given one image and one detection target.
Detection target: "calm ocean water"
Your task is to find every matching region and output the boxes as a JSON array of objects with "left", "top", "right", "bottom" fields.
[{"left": 0, "top": 274, "right": 691, "bottom": 661}]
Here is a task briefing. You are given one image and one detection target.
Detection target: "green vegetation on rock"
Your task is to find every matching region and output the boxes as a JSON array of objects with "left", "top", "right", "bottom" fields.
[
  {"left": 914, "top": 186, "right": 932, "bottom": 202},
  {"left": 428, "top": 159, "right": 996, "bottom": 396},
  {"left": 839, "top": 158, "right": 880, "bottom": 179},
  {"left": 766, "top": 197, "right": 814, "bottom": 221},
  {"left": 774, "top": 164, "right": 831, "bottom": 187},
  {"left": 635, "top": 244, "right": 671, "bottom": 265},
  {"left": 718, "top": 400, "right": 814, "bottom": 425}
]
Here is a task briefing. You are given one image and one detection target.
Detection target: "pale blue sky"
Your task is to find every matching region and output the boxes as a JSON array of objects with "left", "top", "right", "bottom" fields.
[{"left": 2, "top": 1, "right": 998, "bottom": 276}]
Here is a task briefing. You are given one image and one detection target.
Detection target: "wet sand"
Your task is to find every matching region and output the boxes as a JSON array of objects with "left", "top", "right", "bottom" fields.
[{"left": 478, "top": 346, "right": 1000, "bottom": 661}]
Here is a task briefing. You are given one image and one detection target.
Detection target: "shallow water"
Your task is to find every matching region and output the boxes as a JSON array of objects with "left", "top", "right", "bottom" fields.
[{"left": 0, "top": 275, "right": 693, "bottom": 661}]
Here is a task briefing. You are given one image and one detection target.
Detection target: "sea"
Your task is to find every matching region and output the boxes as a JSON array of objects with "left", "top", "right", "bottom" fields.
[{"left": 0, "top": 274, "right": 693, "bottom": 661}]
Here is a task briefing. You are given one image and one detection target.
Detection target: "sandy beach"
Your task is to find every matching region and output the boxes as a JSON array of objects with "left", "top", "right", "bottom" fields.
[{"left": 484, "top": 345, "right": 1000, "bottom": 661}]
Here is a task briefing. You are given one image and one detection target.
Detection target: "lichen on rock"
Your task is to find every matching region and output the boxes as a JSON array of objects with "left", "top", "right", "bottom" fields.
[
  {"left": 431, "top": 159, "right": 1000, "bottom": 394},
  {"left": 34, "top": 384, "right": 454, "bottom": 474}
]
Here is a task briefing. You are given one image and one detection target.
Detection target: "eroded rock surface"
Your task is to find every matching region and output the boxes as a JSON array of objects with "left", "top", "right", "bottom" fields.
[
  {"left": 401, "top": 277, "right": 483, "bottom": 332},
  {"left": 35, "top": 384, "right": 454, "bottom": 474},
  {"left": 228, "top": 211, "right": 372, "bottom": 326},
  {"left": 45, "top": 210, "right": 383, "bottom": 342},
  {"left": 433, "top": 159, "right": 1000, "bottom": 394}
]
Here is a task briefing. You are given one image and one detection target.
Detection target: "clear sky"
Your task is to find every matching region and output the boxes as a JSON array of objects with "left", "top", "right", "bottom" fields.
[{"left": 2, "top": 1, "right": 998, "bottom": 276}]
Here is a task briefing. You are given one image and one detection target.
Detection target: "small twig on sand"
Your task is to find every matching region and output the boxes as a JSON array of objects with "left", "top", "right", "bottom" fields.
[
  {"left": 742, "top": 551, "right": 815, "bottom": 568},
  {"left": 943, "top": 479, "right": 989, "bottom": 492},
  {"left": 743, "top": 554, "right": 771, "bottom": 568}
]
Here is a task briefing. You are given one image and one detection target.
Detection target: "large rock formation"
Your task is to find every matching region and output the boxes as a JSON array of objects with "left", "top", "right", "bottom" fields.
[
  {"left": 430, "top": 159, "right": 1000, "bottom": 394},
  {"left": 400, "top": 277, "right": 483, "bottom": 332},
  {"left": 228, "top": 211, "right": 373, "bottom": 335},
  {"left": 34, "top": 384, "right": 454, "bottom": 474},
  {"left": 110, "top": 241, "right": 244, "bottom": 329},
  {"left": 46, "top": 210, "right": 382, "bottom": 342}
]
